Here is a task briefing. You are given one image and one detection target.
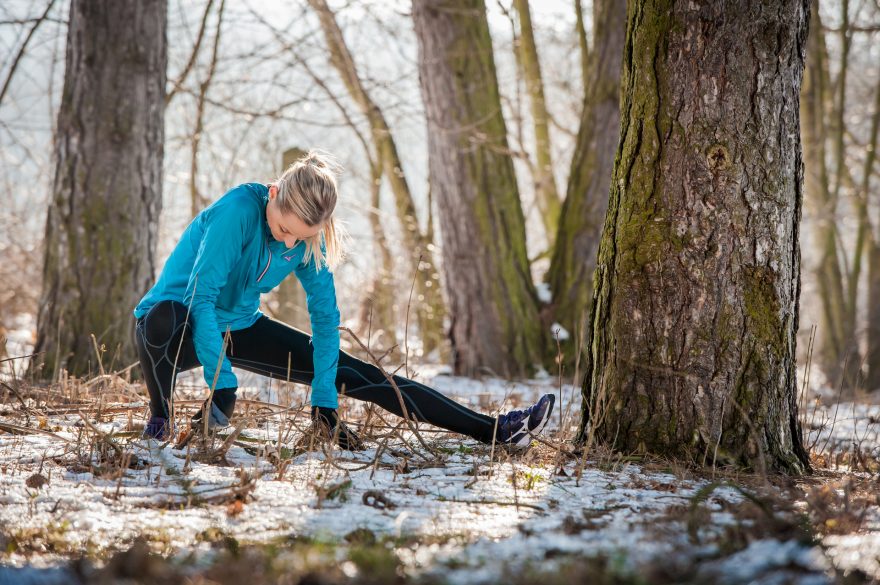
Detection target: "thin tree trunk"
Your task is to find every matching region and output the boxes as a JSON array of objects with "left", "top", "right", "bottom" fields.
[
  {"left": 578, "top": 0, "right": 811, "bottom": 474},
  {"left": 857, "top": 66, "right": 880, "bottom": 392},
  {"left": 512, "top": 0, "right": 561, "bottom": 244},
  {"left": 413, "top": 0, "right": 546, "bottom": 377},
  {"left": 307, "top": 0, "right": 447, "bottom": 356},
  {"left": 356, "top": 161, "right": 398, "bottom": 353},
  {"left": 190, "top": 0, "right": 224, "bottom": 218},
  {"left": 801, "top": 0, "right": 859, "bottom": 389},
  {"left": 33, "top": 0, "right": 166, "bottom": 379},
  {"left": 574, "top": 0, "right": 589, "bottom": 93},
  {"left": 868, "top": 242, "right": 880, "bottom": 391},
  {"left": 546, "top": 0, "right": 625, "bottom": 365}
]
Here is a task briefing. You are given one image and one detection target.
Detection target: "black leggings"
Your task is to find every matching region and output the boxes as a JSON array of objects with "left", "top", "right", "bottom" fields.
[{"left": 134, "top": 300, "right": 497, "bottom": 443}]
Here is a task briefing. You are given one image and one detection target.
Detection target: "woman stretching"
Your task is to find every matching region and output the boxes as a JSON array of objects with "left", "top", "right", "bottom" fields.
[{"left": 133, "top": 151, "right": 554, "bottom": 450}]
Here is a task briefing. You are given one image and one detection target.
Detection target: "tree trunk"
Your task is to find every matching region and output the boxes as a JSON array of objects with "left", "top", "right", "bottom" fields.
[
  {"left": 413, "top": 0, "right": 546, "bottom": 377},
  {"left": 512, "top": 0, "right": 561, "bottom": 244},
  {"left": 33, "top": 0, "right": 166, "bottom": 379},
  {"left": 356, "top": 162, "right": 399, "bottom": 354},
  {"left": 578, "top": 0, "right": 811, "bottom": 474},
  {"left": 868, "top": 242, "right": 880, "bottom": 392},
  {"left": 574, "top": 0, "right": 589, "bottom": 92},
  {"left": 800, "top": 0, "right": 859, "bottom": 389},
  {"left": 307, "top": 0, "right": 447, "bottom": 357},
  {"left": 189, "top": 0, "right": 224, "bottom": 218},
  {"left": 858, "top": 64, "right": 880, "bottom": 393},
  {"left": 546, "top": 0, "right": 625, "bottom": 365}
]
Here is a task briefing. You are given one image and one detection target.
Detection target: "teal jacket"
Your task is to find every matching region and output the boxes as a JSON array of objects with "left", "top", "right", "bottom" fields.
[{"left": 133, "top": 183, "right": 341, "bottom": 408}]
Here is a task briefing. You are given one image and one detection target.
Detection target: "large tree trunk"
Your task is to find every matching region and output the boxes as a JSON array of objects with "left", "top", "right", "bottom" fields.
[
  {"left": 413, "top": 0, "right": 546, "bottom": 377},
  {"left": 578, "top": 0, "right": 811, "bottom": 474},
  {"left": 546, "top": 0, "right": 625, "bottom": 364},
  {"left": 307, "top": 0, "right": 447, "bottom": 357},
  {"left": 33, "top": 0, "right": 166, "bottom": 379},
  {"left": 512, "top": 0, "right": 561, "bottom": 244}
]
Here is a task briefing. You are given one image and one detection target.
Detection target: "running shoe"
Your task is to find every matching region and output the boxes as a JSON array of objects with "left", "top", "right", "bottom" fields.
[
  {"left": 142, "top": 416, "right": 175, "bottom": 441},
  {"left": 496, "top": 393, "right": 556, "bottom": 448}
]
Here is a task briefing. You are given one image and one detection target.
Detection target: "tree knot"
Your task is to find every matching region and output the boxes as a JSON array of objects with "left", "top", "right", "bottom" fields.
[{"left": 706, "top": 144, "right": 731, "bottom": 172}]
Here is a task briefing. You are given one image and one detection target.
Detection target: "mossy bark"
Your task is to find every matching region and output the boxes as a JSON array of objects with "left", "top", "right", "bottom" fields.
[
  {"left": 413, "top": 0, "right": 546, "bottom": 377},
  {"left": 355, "top": 162, "right": 399, "bottom": 353},
  {"left": 512, "top": 0, "right": 561, "bottom": 243},
  {"left": 546, "top": 0, "right": 625, "bottom": 365},
  {"left": 33, "top": 0, "right": 166, "bottom": 379},
  {"left": 577, "top": 0, "right": 811, "bottom": 474},
  {"left": 308, "top": 0, "right": 447, "bottom": 356}
]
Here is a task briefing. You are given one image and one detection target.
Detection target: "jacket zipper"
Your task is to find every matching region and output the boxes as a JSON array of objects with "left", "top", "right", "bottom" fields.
[{"left": 257, "top": 240, "right": 271, "bottom": 282}]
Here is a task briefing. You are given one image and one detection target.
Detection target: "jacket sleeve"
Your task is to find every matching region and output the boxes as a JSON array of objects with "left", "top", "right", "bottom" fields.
[
  {"left": 183, "top": 203, "right": 250, "bottom": 391},
  {"left": 293, "top": 253, "right": 341, "bottom": 409}
]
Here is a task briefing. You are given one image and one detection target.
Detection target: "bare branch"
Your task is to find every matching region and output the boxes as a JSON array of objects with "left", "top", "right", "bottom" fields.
[{"left": 0, "top": 0, "right": 58, "bottom": 108}]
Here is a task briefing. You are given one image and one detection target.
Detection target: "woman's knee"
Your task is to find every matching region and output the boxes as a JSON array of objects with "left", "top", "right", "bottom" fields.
[{"left": 141, "top": 300, "right": 190, "bottom": 346}]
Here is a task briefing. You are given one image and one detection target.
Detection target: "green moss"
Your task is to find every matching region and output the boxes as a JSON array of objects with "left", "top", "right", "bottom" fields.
[{"left": 743, "top": 266, "right": 784, "bottom": 356}]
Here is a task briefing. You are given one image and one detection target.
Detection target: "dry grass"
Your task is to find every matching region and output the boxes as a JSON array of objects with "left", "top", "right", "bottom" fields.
[{"left": 1, "top": 349, "right": 879, "bottom": 584}]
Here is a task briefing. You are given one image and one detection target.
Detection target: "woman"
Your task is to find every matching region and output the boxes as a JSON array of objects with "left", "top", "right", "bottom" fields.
[{"left": 133, "top": 151, "right": 554, "bottom": 450}]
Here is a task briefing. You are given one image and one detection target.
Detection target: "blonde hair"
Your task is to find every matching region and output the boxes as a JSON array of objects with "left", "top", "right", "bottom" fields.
[{"left": 273, "top": 150, "right": 348, "bottom": 271}]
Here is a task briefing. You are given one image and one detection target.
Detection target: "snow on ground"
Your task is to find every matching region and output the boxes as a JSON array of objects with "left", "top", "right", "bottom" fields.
[{"left": 0, "top": 368, "right": 878, "bottom": 583}]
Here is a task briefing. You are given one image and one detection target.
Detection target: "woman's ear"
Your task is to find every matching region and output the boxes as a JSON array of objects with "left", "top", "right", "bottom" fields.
[{"left": 268, "top": 184, "right": 277, "bottom": 200}]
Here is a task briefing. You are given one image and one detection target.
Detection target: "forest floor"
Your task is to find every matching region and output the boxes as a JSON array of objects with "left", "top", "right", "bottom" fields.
[{"left": 0, "top": 356, "right": 879, "bottom": 584}]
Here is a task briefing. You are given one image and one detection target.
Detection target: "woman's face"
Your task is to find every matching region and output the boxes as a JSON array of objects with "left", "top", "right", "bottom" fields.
[{"left": 266, "top": 184, "right": 322, "bottom": 248}]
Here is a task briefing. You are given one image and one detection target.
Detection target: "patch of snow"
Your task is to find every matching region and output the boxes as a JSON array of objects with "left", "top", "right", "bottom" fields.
[
  {"left": 550, "top": 323, "right": 570, "bottom": 341},
  {"left": 535, "top": 282, "right": 552, "bottom": 303}
]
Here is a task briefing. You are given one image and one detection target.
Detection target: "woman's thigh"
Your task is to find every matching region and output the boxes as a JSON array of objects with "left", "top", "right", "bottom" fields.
[{"left": 226, "top": 315, "right": 317, "bottom": 384}]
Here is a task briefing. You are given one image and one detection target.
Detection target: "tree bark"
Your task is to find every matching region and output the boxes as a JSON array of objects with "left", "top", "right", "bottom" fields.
[
  {"left": 578, "top": 0, "right": 811, "bottom": 474},
  {"left": 307, "top": 0, "right": 447, "bottom": 356},
  {"left": 574, "top": 0, "right": 589, "bottom": 93},
  {"left": 546, "top": 0, "right": 625, "bottom": 365},
  {"left": 355, "top": 161, "right": 399, "bottom": 354},
  {"left": 858, "top": 66, "right": 880, "bottom": 392},
  {"left": 512, "top": 0, "right": 561, "bottom": 244},
  {"left": 33, "top": 0, "right": 166, "bottom": 379},
  {"left": 413, "top": 0, "right": 546, "bottom": 377}
]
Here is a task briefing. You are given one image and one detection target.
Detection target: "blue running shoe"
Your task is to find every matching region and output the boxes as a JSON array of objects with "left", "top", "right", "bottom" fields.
[
  {"left": 142, "top": 416, "right": 175, "bottom": 441},
  {"left": 496, "top": 393, "right": 556, "bottom": 448}
]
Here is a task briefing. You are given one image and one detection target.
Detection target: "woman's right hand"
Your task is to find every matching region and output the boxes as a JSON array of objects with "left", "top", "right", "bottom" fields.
[{"left": 311, "top": 406, "right": 364, "bottom": 451}]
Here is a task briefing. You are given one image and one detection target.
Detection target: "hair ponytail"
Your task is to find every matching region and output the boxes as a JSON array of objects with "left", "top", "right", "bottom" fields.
[{"left": 273, "top": 149, "right": 348, "bottom": 272}]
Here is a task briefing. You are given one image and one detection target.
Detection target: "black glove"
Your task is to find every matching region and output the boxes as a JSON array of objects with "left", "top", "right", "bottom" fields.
[
  {"left": 311, "top": 406, "right": 364, "bottom": 451},
  {"left": 191, "top": 388, "right": 237, "bottom": 431}
]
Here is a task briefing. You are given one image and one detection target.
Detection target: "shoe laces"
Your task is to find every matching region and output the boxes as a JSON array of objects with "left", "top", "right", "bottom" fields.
[{"left": 499, "top": 408, "right": 528, "bottom": 427}]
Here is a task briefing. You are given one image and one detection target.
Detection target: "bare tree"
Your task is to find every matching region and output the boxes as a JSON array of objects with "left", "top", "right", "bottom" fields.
[
  {"left": 33, "top": 0, "right": 166, "bottom": 378},
  {"left": 579, "top": 0, "right": 811, "bottom": 473},
  {"left": 799, "top": 0, "right": 880, "bottom": 391},
  {"left": 413, "top": 0, "right": 546, "bottom": 376},
  {"left": 546, "top": 0, "right": 625, "bottom": 365},
  {"left": 307, "top": 0, "right": 448, "bottom": 356},
  {"left": 512, "top": 0, "right": 561, "bottom": 244}
]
